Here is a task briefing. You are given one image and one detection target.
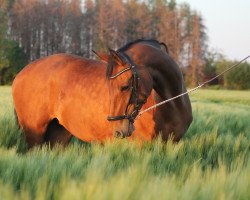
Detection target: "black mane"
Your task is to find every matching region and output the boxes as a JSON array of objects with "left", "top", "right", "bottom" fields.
[
  {"left": 117, "top": 39, "right": 167, "bottom": 53},
  {"left": 106, "top": 39, "right": 168, "bottom": 78}
]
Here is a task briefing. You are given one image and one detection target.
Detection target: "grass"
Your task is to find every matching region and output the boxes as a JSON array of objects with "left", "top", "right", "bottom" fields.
[{"left": 0, "top": 86, "right": 249, "bottom": 200}]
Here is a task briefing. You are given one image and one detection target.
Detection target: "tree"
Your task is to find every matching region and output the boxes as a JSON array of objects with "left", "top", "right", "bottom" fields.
[
  {"left": 82, "top": 0, "right": 97, "bottom": 57},
  {"left": 216, "top": 60, "right": 250, "bottom": 90},
  {"left": 0, "top": 40, "right": 27, "bottom": 84},
  {"left": 189, "top": 13, "right": 206, "bottom": 86},
  {"left": 125, "top": 0, "right": 151, "bottom": 42},
  {"left": 203, "top": 50, "right": 224, "bottom": 85},
  {"left": 7, "top": 0, "right": 208, "bottom": 78},
  {"left": 0, "top": 0, "right": 9, "bottom": 84}
]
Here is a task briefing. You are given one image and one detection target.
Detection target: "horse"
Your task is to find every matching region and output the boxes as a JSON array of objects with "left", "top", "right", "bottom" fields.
[
  {"left": 12, "top": 39, "right": 192, "bottom": 148},
  {"left": 12, "top": 51, "right": 155, "bottom": 148}
]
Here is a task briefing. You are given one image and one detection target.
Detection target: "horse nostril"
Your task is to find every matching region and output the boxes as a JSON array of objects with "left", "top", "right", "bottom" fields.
[{"left": 114, "top": 131, "right": 124, "bottom": 138}]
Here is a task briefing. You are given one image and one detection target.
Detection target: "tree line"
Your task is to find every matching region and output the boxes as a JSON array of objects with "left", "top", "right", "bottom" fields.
[
  {"left": 10, "top": 0, "right": 206, "bottom": 64},
  {"left": 0, "top": 0, "right": 249, "bottom": 89}
]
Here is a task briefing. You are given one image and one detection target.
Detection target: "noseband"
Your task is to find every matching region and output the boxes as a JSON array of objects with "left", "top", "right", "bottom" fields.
[{"left": 107, "top": 53, "right": 147, "bottom": 123}]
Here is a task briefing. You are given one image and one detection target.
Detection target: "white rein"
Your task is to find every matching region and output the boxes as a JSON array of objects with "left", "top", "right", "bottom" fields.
[{"left": 138, "top": 54, "right": 250, "bottom": 117}]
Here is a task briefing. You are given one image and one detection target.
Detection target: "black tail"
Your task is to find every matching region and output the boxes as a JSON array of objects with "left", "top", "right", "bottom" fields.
[{"left": 14, "top": 109, "right": 20, "bottom": 129}]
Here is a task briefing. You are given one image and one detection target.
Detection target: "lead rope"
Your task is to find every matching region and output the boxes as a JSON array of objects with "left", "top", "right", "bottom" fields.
[{"left": 138, "top": 54, "right": 250, "bottom": 117}]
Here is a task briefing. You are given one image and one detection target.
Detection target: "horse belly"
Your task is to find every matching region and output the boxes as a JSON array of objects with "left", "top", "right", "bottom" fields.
[
  {"left": 55, "top": 87, "right": 113, "bottom": 143},
  {"left": 59, "top": 112, "right": 113, "bottom": 142}
]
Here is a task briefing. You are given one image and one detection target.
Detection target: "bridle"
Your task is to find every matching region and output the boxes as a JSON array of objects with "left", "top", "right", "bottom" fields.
[{"left": 107, "top": 53, "right": 147, "bottom": 123}]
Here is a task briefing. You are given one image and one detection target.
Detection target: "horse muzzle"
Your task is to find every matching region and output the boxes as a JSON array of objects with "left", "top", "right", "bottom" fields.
[{"left": 114, "top": 123, "right": 135, "bottom": 138}]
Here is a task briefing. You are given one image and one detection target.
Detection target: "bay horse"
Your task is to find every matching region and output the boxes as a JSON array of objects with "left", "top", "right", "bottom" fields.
[{"left": 12, "top": 39, "right": 192, "bottom": 148}]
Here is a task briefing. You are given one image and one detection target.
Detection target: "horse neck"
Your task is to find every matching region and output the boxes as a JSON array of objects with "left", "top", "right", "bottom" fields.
[{"left": 126, "top": 47, "right": 185, "bottom": 103}]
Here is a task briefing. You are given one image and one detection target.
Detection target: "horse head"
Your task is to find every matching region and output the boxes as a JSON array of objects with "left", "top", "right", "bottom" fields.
[{"left": 94, "top": 49, "right": 153, "bottom": 138}]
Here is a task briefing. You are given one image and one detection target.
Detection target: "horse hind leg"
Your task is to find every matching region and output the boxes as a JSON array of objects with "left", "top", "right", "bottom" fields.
[
  {"left": 13, "top": 109, "right": 37, "bottom": 149},
  {"left": 15, "top": 114, "right": 46, "bottom": 149},
  {"left": 44, "top": 118, "right": 72, "bottom": 147},
  {"left": 14, "top": 109, "right": 20, "bottom": 129}
]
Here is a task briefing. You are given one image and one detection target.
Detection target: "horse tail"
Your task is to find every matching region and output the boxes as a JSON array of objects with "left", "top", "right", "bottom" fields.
[
  {"left": 159, "top": 42, "right": 169, "bottom": 54},
  {"left": 14, "top": 109, "right": 20, "bottom": 129}
]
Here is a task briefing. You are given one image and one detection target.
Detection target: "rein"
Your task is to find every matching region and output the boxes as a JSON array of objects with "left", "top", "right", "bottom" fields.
[{"left": 138, "top": 54, "right": 250, "bottom": 117}]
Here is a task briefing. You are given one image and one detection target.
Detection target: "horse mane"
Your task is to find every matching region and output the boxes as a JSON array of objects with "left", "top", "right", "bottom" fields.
[
  {"left": 106, "top": 39, "right": 169, "bottom": 78},
  {"left": 117, "top": 39, "right": 169, "bottom": 53}
]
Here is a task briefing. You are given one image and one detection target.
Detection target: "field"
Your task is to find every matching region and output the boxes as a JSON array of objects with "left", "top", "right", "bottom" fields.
[{"left": 0, "top": 86, "right": 249, "bottom": 200}]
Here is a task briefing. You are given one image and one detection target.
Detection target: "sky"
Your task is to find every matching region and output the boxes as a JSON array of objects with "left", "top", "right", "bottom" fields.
[{"left": 177, "top": 0, "right": 250, "bottom": 60}]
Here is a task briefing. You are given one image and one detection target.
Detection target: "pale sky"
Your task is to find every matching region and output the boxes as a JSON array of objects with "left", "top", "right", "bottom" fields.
[{"left": 177, "top": 0, "right": 250, "bottom": 60}]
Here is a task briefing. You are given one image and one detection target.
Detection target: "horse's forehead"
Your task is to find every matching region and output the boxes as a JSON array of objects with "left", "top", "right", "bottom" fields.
[{"left": 114, "top": 74, "right": 131, "bottom": 85}]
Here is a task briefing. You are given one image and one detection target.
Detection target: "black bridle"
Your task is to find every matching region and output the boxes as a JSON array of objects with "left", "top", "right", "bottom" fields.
[{"left": 107, "top": 53, "right": 147, "bottom": 123}]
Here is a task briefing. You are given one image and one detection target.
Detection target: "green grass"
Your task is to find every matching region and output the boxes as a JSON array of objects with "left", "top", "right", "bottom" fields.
[{"left": 0, "top": 86, "right": 249, "bottom": 200}]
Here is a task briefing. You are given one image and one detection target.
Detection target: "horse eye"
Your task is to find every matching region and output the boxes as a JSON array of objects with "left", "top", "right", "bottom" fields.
[{"left": 120, "top": 85, "right": 130, "bottom": 91}]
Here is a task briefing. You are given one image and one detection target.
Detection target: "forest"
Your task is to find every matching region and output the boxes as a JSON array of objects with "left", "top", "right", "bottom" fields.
[{"left": 0, "top": 0, "right": 249, "bottom": 88}]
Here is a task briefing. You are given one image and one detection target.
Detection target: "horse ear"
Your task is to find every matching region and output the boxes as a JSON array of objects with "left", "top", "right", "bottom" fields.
[
  {"left": 108, "top": 48, "right": 125, "bottom": 66},
  {"left": 92, "top": 50, "right": 109, "bottom": 63}
]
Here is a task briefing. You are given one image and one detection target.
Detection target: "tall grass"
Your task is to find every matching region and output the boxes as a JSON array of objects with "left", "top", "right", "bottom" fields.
[{"left": 0, "top": 86, "right": 249, "bottom": 200}]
